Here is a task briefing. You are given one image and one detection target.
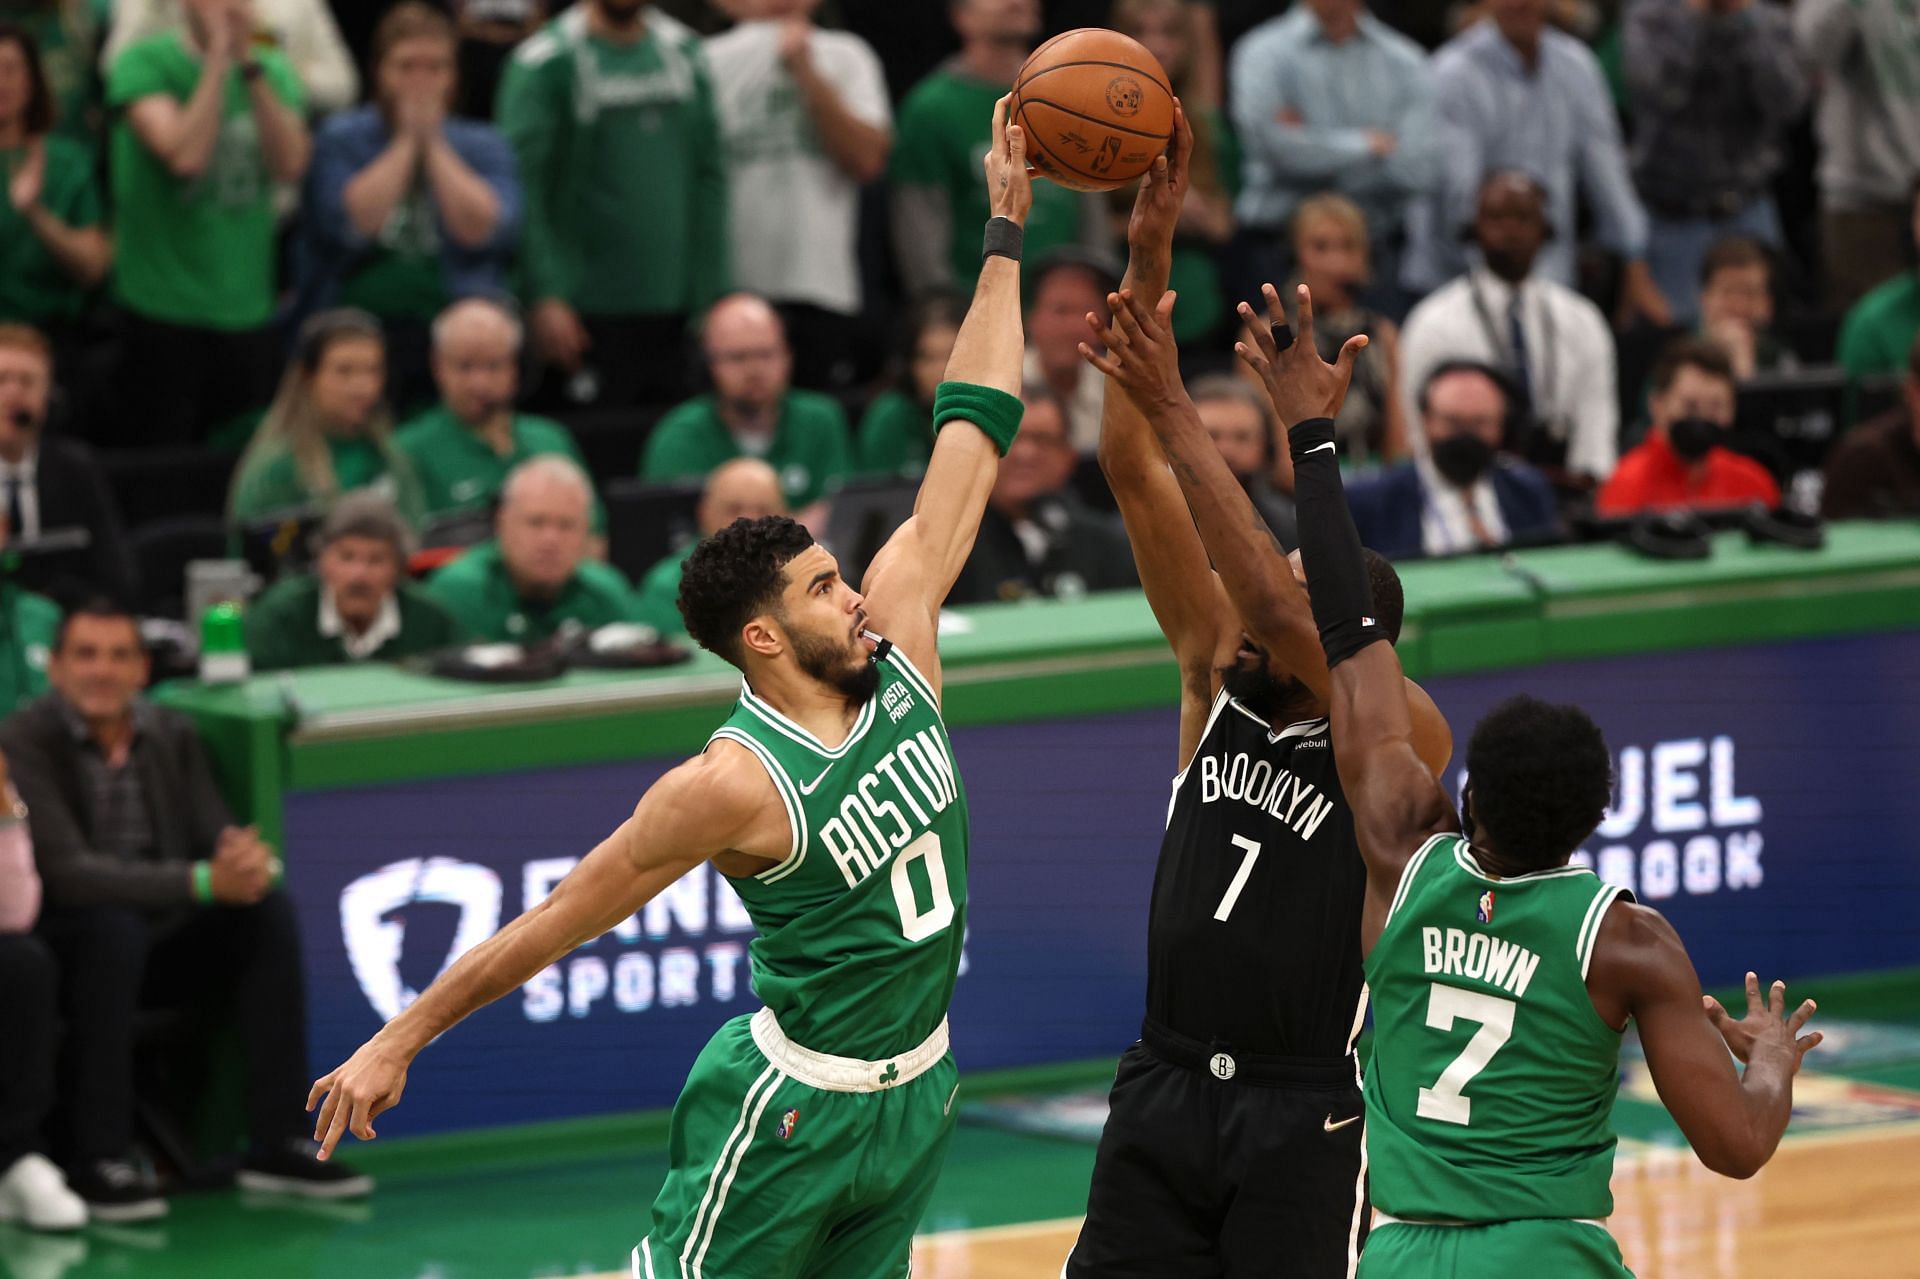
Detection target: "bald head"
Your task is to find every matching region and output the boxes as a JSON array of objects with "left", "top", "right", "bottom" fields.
[
  {"left": 498, "top": 457, "right": 593, "bottom": 596},
  {"left": 698, "top": 458, "right": 787, "bottom": 537},
  {"left": 1474, "top": 171, "right": 1549, "bottom": 284},
  {"left": 433, "top": 299, "right": 523, "bottom": 426},
  {"left": 703, "top": 294, "right": 792, "bottom": 420}
]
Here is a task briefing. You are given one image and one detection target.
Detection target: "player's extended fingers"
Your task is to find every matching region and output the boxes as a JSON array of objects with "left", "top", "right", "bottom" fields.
[
  {"left": 348, "top": 1093, "right": 377, "bottom": 1142},
  {"left": 1333, "top": 333, "right": 1370, "bottom": 383},
  {"left": 316, "top": 1088, "right": 351, "bottom": 1159},
  {"left": 1234, "top": 341, "right": 1272, "bottom": 380},
  {"left": 1702, "top": 994, "right": 1731, "bottom": 1028},
  {"left": 306, "top": 1072, "right": 335, "bottom": 1114},
  {"left": 1238, "top": 302, "right": 1278, "bottom": 359},
  {"left": 1263, "top": 281, "right": 1289, "bottom": 327},
  {"left": 1786, "top": 996, "right": 1816, "bottom": 1034},
  {"left": 1744, "top": 970, "right": 1764, "bottom": 1016},
  {"left": 1079, "top": 342, "right": 1125, "bottom": 380},
  {"left": 1170, "top": 101, "right": 1193, "bottom": 176},
  {"left": 1797, "top": 1030, "right": 1824, "bottom": 1058},
  {"left": 990, "top": 94, "right": 1010, "bottom": 157},
  {"left": 1006, "top": 122, "right": 1027, "bottom": 173},
  {"left": 1122, "top": 288, "right": 1164, "bottom": 343},
  {"left": 1768, "top": 979, "right": 1788, "bottom": 1020},
  {"left": 1295, "top": 284, "right": 1319, "bottom": 352},
  {"left": 1153, "top": 290, "right": 1177, "bottom": 333},
  {"left": 1111, "top": 290, "right": 1147, "bottom": 345}
]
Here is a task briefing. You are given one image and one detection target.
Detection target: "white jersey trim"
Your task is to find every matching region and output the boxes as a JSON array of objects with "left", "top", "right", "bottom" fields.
[
  {"left": 708, "top": 728, "right": 808, "bottom": 884},
  {"left": 1452, "top": 843, "right": 1593, "bottom": 884},
  {"left": 883, "top": 643, "right": 941, "bottom": 711},
  {"left": 1384, "top": 833, "right": 1453, "bottom": 927},
  {"left": 1577, "top": 883, "right": 1632, "bottom": 979},
  {"left": 739, "top": 679, "right": 878, "bottom": 760}
]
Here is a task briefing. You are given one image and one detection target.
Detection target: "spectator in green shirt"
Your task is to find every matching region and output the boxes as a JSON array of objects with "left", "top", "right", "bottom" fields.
[
  {"left": 426, "top": 455, "right": 636, "bottom": 642},
  {"left": 106, "top": 0, "right": 309, "bottom": 448},
  {"left": 0, "top": 25, "right": 111, "bottom": 334},
  {"left": 632, "top": 456, "right": 785, "bottom": 636},
  {"left": 0, "top": 572, "right": 57, "bottom": 712},
  {"left": 245, "top": 491, "right": 459, "bottom": 671},
  {"left": 229, "top": 309, "right": 428, "bottom": 528},
  {"left": 890, "top": 0, "right": 1097, "bottom": 296},
  {"left": 497, "top": 0, "right": 727, "bottom": 408},
  {"left": 1837, "top": 182, "right": 1920, "bottom": 384},
  {"left": 641, "top": 292, "right": 852, "bottom": 525},
  {"left": 856, "top": 291, "right": 965, "bottom": 478},
  {"left": 396, "top": 297, "right": 602, "bottom": 535}
]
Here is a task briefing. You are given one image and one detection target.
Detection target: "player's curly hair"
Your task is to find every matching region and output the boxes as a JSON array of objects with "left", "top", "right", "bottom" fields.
[
  {"left": 1464, "top": 695, "right": 1613, "bottom": 870},
  {"left": 678, "top": 516, "right": 816, "bottom": 667},
  {"left": 1362, "top": 549, "right": 1405, "bottom": 645}
]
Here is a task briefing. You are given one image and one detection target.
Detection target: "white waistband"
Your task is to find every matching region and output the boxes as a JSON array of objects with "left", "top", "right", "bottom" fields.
[
  {"left": 749, "top": 1007, "right": 949, "bottom": 1093},
  {"left": 1373, "top": 1211, "right": 1609, "bottom": 1231}
]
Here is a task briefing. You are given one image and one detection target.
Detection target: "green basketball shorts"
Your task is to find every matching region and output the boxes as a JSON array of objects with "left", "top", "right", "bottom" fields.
[
  {"left": 1359, "top": 1215, "right": 1636, "bottom": 1277},
  {"left": 633, "top": 1007, "right": 959, "bottom": 1279}
]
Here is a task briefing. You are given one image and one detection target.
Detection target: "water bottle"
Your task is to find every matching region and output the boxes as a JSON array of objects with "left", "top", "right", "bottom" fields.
[{"left": 199, "top": 601, "right": 251, "bottom": 685}]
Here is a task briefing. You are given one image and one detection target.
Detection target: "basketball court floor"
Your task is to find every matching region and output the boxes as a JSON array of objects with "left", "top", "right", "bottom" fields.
[{"left": 4, "top": 968, "right": 1915, "bottom": 1279}]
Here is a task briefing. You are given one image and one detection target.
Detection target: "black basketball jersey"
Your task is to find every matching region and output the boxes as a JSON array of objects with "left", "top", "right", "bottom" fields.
[{"left": 1145, "top": 688, "right": 1369, "bottom": 1059}]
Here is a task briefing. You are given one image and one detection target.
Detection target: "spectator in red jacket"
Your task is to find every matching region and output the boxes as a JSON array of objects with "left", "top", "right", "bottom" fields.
[{"left": 1597, "top": 336, "right": 1779, "bottom": 517}]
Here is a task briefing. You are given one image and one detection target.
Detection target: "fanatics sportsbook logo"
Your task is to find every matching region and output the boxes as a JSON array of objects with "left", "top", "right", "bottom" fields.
[{"left": 340, "top": 857, "right": 504, "bottom": 1021}]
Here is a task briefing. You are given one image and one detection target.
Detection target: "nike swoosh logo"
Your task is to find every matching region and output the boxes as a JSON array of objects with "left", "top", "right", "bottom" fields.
[
  {"left": 798, "top": 764, "right": 835, "bottom": 795},
  {"left": 1324, "top": 1114, "right": 1361, "bottom": 1133},
  {"left": 1304, "top": 441, "right": 1337, "bottom": 456},
  {"left": 945, "top": 1083, "right": 960, "bottom": 1116}
]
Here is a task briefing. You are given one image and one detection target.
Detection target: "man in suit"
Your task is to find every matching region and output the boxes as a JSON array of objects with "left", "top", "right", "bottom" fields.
[
  {"left": 0, "top": 601, "right": 371, "bottom": 1221},
  {"left": 0, "top": 327, "right": 137, "bottom": 606},
  {"left": 1347, "top": 360, "right": 1562, "bottom": 559}
]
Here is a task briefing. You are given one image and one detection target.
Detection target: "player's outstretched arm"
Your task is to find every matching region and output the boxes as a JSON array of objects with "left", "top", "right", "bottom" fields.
[
  {"left": 1097, "top": 107, "right": 1236, "bottom": 755},
  {"left": 862, "top": 96, "right": 1030, "bottom": 689},
  {"left": 305, "top": 750, "right": 773, "bottom": 1159},
  {"left": 1084, "top": 288, "right": 1326, "bottom": 688},
  {"left": 1591, "top": 904, "right": 1820, "bottom": 1178},
  {"left": 1268, "top": 285, "right": 1458, "bottom": 943}
]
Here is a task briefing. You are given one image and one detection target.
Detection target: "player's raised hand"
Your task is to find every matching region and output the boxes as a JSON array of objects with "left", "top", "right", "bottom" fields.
[
  {"left": 1126, "top": 101, "right": 1194, "bottom": 256},
  {"left": 1080, "top": 288, "right": 1185, "bottom": 414},
  {"left": 307, "top": 1037, "right": 412, "bottom": 1160},
  {"left": 1704, "top": 971, "right": 1821, "bottom": 1072},
  {"left": 1236, "top": 283, "right": 1367, "bottom": 429},
  {"left": 984, "top": 95, "right": 1033, "bottom": 227}
]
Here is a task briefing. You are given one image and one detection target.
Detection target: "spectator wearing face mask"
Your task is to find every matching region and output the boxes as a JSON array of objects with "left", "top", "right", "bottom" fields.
[
  {"left": 1597, "top": 336, "right": 1779, "bottom": 516},
  {"left": 1346, "top": 360, "right": 1561, "bottom": 559}
]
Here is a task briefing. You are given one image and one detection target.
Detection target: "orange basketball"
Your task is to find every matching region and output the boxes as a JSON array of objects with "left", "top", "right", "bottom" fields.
[{"left": 1011, "top": 28, "right": 1175, "bottom": 194}]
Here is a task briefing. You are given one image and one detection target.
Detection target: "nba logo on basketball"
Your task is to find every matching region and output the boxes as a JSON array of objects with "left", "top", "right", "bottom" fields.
[
  {"left": 777, "top": 1109, "right": 800, "bottom": 1141},
  {"left": 1476, "top": 891, "right": 1495, "bottom": 924}
]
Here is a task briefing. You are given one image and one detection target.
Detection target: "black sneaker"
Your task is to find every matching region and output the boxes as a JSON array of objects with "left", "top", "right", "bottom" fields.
[
  {"left": 69, "top": 1158, "right": 167, "bottom": 1223},
  {"left": 236, "top": 1140, "right": 374, "bottom": 1199}
]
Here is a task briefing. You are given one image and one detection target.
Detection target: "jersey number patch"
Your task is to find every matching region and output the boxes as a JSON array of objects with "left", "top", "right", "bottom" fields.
[
  {"left": 1416, "top": 983, "right": 1516, "bottom": 1127},
  {"left": 1212, "top": 835, "right": 1262, "bottom": 922},
  {"left": 891, "top": 831, "right": 956, "bottom": 942}
]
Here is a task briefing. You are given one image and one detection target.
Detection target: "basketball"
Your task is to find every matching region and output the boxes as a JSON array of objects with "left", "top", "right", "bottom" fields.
[{"left": 1011, "top": 28, "right": 1175, "bottom": 193}]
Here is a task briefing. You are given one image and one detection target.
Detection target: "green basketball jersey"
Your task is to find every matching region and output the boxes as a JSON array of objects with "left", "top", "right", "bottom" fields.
[
  {"left": 707, "top": 646, "right": 969, "bottom": 1061},
  {"left": 1363, "top": 834, "right": 1633, "bottom": 1224}
]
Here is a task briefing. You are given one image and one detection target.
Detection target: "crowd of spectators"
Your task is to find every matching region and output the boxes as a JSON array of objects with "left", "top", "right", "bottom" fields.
[{"left": 3, "top": 0, "right": 1920, "bottom": 1230}]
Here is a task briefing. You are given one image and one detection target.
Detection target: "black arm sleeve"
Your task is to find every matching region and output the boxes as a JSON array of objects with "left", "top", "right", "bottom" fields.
[{"left": 1286, "top": 417, "right": 1390, "bottom": 669}]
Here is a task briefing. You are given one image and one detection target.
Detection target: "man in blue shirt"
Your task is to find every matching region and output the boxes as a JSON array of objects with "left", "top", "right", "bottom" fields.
[
  {"left": 1405, "top": 0, "right": 1669, "bottom": 328},
  {"left": 1229, "top": 0, "right": 1435, "bottom": 309}
]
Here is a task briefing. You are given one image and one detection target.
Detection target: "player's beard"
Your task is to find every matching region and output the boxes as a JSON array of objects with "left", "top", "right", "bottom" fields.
[
  {"left": 1219, "top": 658, "right": 1311, "bottom": 724},
  {"left": 790, "top": 624, "right": 881, "bottom": 706}
]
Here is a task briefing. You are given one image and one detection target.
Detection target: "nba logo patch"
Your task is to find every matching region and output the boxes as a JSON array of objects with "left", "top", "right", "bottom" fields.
[
  {"left": 777, "top": 1108, "right": 800, "bottom": 1141},
  {"left": 1476, "top": 890, "right": 1495, "bottom": 924}
]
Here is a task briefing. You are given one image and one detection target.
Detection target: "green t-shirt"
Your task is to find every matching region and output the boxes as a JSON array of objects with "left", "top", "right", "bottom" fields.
[
  {"left": 642, "top": 389, "right": 852, "bottom": 508},
  {"left": 890, "top": 65, "right": 1086, "bottom": 290},
  {"left": 425, "top": 539, "right": 638, "bottom": 642},
  {"left": 496, "top": 7, "right": 728, "bottom": 316},
  {"left": 228, "top": 433, "right": 427, "bottom": 526},
  {"left": 0, "top": 585, "right": 58, "bottom": 713},
  {"left": 245, "top": 576, "right": 460, "bottom": 671},
  {"left": 632, "top": 544, "right": 690, "bottom": 635},
  {"left": 1837, "top": 273, "right": 1920, "bottom": 383},
  {"left": 0, "top": 137, "right": 103, "bottom": 324},
  {"left": 337, "top": 184, "right": 449, "bottom": 322},
  {"left": 855, "top": 389, "right": 933, "bottom": 478},
  {"left": 395, "top": 404, "right": 604, "bottom": 531},
  {"left": 1, "top": 0, "right": 110, "bottom": 146},
  {"left": 107, "top": 32, "right": 303, "bottom": 330}
]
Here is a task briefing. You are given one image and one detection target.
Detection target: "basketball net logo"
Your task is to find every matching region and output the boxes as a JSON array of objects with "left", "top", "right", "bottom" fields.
[{"left": 340, "top": 857, "right": 503, "bottom": 1021}]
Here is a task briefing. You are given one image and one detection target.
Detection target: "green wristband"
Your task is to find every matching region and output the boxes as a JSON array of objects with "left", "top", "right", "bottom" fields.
[
  {"left": 932, "top": 381, "right": 1024, "bottom": 457},
  {"left": 192, "top": 860, "right": 214, "bottom": 904}
]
